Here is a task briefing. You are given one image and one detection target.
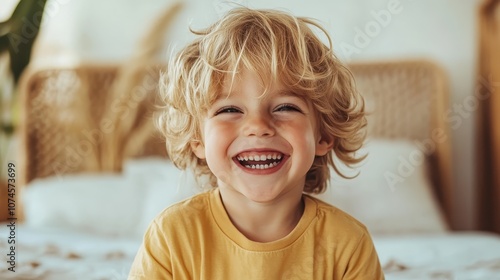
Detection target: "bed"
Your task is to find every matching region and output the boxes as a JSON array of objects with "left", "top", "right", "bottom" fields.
[{"left": 2, "top": 60, "right": 500, "bottom": 279}]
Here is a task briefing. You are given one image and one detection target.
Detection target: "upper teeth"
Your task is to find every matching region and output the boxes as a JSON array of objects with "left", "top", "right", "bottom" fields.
[{"left": 237, "top": 154, "right": 282, "bottom": 161}]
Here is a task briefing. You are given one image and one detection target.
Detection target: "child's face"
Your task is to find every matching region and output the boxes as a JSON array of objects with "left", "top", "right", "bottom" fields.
[{"left": 191, "top": 69, "right": 332, "bottom": 203}]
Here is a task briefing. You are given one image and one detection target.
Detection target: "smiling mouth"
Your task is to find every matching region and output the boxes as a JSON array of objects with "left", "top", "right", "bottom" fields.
[{"left": 235, "top": 152, "right": 284, "bottom": 170}]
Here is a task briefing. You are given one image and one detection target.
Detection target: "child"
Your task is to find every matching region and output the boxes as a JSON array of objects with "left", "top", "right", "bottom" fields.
[{"left": 129, "top": 7, "right": 384, "bottom": 280}]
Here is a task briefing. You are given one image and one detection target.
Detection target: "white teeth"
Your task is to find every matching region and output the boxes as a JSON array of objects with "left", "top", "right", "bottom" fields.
[
  {"left": 237, "top": 153, "right": 284, "bottom": 162},
  {"left": 244, "top": 163, "right": 279, "bottom": 170}
]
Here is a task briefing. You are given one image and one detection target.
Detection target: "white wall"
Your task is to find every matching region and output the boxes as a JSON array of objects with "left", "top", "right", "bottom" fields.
[{"left": 32, "top": 0, "right": 481, "bottom": 230}]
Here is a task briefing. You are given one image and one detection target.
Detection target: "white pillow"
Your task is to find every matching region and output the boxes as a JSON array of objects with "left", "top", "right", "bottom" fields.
[
  {"left": 22, "top": 158, "right": 201, "bottom": 239},
  {"left": 23, "top": 173, "right": 146, "bottom": 237},
  {"left": 314, "top": 139, "right": 448, "bottom": 234},
  {"left": 124, "top": 159, "right": 201, "bottom": 238}
]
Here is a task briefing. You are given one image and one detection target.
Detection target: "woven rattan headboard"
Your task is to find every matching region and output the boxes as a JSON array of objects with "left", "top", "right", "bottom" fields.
[
  {"left": 349, "top": 60, "right": 453, "bottom": 226},
  {"left": 18, "top": 64, "right": 167, "bottom": 184},
  {"left": 18, "top": 60, "right": 453, "bottom": 226}
]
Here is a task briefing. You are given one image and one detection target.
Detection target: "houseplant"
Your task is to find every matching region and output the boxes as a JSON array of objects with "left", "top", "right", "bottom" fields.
[{"left": 0, "top": 0, "right": 46, "bottom": 173}]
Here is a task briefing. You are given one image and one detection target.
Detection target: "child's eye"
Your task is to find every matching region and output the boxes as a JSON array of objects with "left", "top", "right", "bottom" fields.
[
  {"left": 215, "top": 106, "right": 242, "bottom": 115},
  {"left": 274, "top": 103, "right": 302, "bottom": 113}
]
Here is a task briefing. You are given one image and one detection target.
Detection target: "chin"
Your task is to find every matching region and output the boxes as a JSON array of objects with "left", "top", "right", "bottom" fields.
[{"left": 238, "top": 186, "right": 288, "bottom": 203}]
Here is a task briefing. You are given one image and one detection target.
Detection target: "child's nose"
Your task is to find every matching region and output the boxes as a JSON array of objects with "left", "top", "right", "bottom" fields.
[{"left": 242, "top": 114, "right": 275, "bottom": 137}]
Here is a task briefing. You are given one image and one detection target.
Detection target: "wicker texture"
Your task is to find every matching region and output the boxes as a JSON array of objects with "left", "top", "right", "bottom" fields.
[
  {"left": 349, "top": 60, "right": 453, "bottom": 226},
  {"left": 350, "top": 62, "right": 435, "bottom": 141},
  {"left": 18, "top": 60, "right": 454, "bottom": 226},
  {"left": 19, "top": 65, "right": 166, "bottom": 185}
]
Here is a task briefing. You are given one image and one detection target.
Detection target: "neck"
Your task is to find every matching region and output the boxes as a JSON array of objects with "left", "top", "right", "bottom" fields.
[{"left": 218, "top": 187, "right": 305, "bottom": 243}]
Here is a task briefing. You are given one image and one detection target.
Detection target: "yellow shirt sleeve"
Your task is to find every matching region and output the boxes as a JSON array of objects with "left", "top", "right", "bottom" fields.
[
  {"left": 128, "top": 220, "right": 173, "bottom": 280},
  {"left": 343, "top": 232, "right": 384, "bottom": 279}
]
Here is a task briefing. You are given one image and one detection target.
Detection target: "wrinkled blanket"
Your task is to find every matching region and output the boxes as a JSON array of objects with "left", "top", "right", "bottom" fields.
[
  {"left": 375, "top": 232, "right": 500, "bottom": 279},
  {"left": 0, "top": 225, "right": 139, "bottom": 280},
  {"left": 1, "top": 225, "right": 500, "bottom": 279}
]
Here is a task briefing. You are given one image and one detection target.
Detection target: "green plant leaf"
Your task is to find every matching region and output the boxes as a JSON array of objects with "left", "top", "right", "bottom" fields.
[
  {"left": 0, "top": 0, "right": 47, "bottom": 82},
  {"left": 0, "top": 35, "right": 9, "bottom": 52},
  {"left": 0, "top": 20, "right": 12, "bottom": 37},
  {"left": 1, "top": 0, "right": 31, "bottom": 35}
]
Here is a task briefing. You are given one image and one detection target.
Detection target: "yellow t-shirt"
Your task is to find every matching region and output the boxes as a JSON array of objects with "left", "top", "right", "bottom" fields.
[{"left": 129, "top": 188, "right": 384, "bottom": 280}]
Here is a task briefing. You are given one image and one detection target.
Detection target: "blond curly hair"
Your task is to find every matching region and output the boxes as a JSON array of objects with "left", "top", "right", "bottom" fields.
[{"left": 157, "top": 7, "right": 366, "bottom": 193}]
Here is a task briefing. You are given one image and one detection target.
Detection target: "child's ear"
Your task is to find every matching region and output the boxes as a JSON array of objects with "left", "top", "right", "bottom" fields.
[
  {"left": 190, "top": 141, "right": 206, "bottom": 159},
  {"left": 315, "top": 137, "right": 334, "bottom": 156}
]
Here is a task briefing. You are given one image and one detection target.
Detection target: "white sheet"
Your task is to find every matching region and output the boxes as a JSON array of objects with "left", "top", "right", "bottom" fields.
[
  {"left": 374, "top": 232, "right": 500, "bottom": 279},
  {"left": 1, "top": 224, "right": 500, "bottom": 279},
  {"left": 0, "top": 224, "right": 140, "bottom": 280}
]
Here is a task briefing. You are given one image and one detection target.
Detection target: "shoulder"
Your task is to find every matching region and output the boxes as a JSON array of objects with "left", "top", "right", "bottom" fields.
[
  {"left": 153, "top": 189, "right": 213, "bottom": 228},
  {"left": 305, "top": 195, "right": 382, "bottom": 271},
  {"left": 305, "top": 195, "right": 370, "bottom": 238}
]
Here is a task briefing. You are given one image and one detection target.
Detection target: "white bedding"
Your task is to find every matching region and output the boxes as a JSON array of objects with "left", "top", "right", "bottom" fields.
[
  {"left": 1, "top": 225, "right": 500, "bottom": 279},
  {"left": 374, "top": 233, "right": 500, "bottom": 279},
  {"left": 0, "top": 224, "right": 140, "bottom": 280}
]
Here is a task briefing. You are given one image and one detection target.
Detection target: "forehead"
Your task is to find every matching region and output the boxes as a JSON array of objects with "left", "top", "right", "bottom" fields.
[{"left": 216, "top": 69, "right": 308, "bottom": 103}]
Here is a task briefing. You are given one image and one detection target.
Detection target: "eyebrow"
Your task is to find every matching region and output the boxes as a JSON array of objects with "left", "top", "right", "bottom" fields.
[
  {"left": 215, "top": 89, "right": 307, "bottom": 103},
  {"left": 275, "top": 89, "right": 309, "bottom": 104},
  {"left": 275, "top": 89, "right": 297, "bottom": 97}
]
